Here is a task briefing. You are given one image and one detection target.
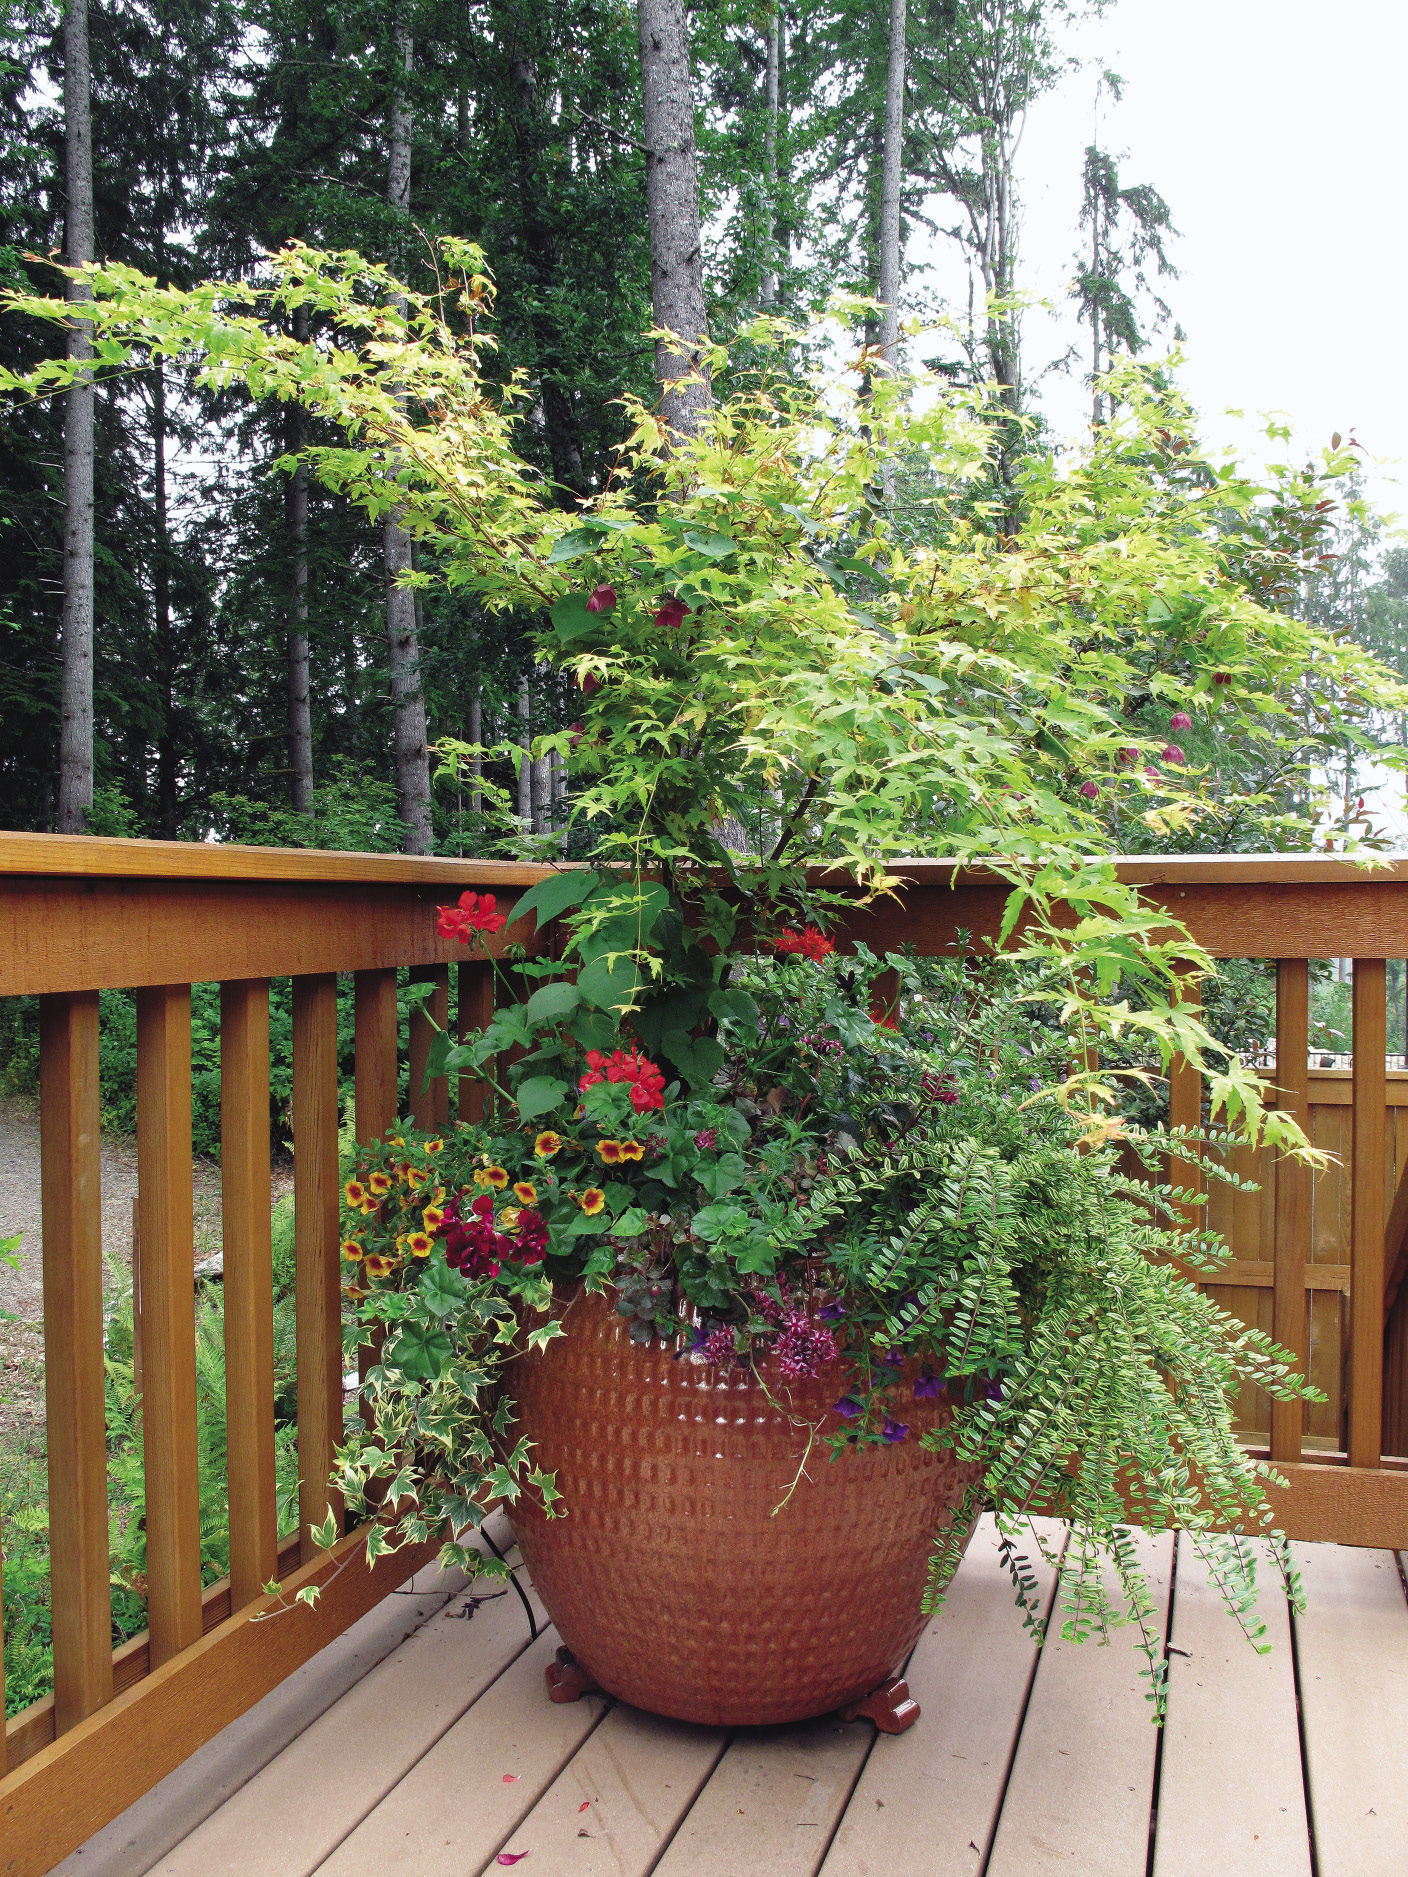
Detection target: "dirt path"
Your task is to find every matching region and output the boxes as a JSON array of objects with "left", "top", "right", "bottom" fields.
[{"left": 0, "top": 1096, "right": 229, "bottom": 1454}]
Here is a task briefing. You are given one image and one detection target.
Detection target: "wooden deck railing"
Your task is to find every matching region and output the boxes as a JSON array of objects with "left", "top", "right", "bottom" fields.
[{"left": 3, "top": 835, "right": 1408, "bottom": 1875}]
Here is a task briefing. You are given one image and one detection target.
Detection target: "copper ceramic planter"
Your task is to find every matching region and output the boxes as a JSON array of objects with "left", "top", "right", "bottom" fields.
[{"left": 504, "top": 1287, "right": 981, "bottom": 1728}]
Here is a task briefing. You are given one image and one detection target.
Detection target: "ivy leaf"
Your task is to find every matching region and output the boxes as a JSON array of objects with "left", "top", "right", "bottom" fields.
[
  {"left": 511, "top": 867, "right": 599, "bottom": 930},
  {"left": 418, "top": 1259, "right": 470, "bottom": 1318},
  {"left": 385, "top": 1321, "right": 453, "bottom": 1380},
  {"left": 548, "top": 526, "right": 605, "bottom": 564},
  {"left": 683, "top": 527, "right": 738, "bottom": 559},
  {"left": 525, "top": 980, "right": 582, "bottom": 1026},
  {"left": 512, "top": 1074, "right": 570, "bottom": 1122}
]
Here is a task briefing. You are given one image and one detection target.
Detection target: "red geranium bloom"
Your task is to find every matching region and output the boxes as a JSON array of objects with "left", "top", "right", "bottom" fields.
[
  {"left": 654, "top": 596, "right": 690, "bottom": 630},
  {"left": 578, "top": 1046, "right": 667, "bottom": 1113},
  {"left": 436, "top": 890, "right": 509, "bottom": 943},
  {"left": 774, "top": 925, "right": 835, "bottom": 963}
]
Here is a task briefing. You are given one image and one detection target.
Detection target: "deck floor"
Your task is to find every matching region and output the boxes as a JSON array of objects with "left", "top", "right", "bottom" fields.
[{"left": 55, "top": 1518, "right": 1408, "bottom": 1877}]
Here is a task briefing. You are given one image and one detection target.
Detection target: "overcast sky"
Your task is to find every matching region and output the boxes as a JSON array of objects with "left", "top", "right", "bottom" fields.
[{"left": 982, "top": 0, "right": 1407, "bottom": 520}]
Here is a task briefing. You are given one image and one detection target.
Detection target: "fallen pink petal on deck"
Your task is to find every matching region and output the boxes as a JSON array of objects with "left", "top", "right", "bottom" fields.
[
  {"left": 497, "top": 1855, "right": 530, "bottom": 1867},
  {"left": 501, "top": 1774, "right": 520, "bottom": 1784}
]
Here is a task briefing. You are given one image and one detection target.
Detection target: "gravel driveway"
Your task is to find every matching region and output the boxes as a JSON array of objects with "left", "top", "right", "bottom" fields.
[{"left": 0, "top": 1097, "right": 227, "bottom": 1453}]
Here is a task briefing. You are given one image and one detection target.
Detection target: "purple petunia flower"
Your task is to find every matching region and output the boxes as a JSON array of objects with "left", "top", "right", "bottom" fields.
[
  {"left": 913, "top": 1367, "right": 945, "bottom": 1399},
  {"left": 818, "top": 1299, "right": 846, "bottom": 1321},
  {"left": 881, "top": 1417, "right": 909, "bottom": 1444},
  {"left": 833, "top": 1395, "right": 864, "bottom": 1419},
  {"left": 983, "top": 1379, "right": 1004, "bottom": 1402}
]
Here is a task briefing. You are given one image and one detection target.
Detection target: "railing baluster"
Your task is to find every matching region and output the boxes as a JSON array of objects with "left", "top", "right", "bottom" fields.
[
  {"left": 408, "top": 964, "right": 450, "bottom": 1129},
  {"left": 0, "top": 1517, "right": 7, "bottom": 1775},
  {"left": 38, "top": 990, "right": 114, "bottom": 1729},
  {"left": 1166, "top": 971, "right": 1204, "bottom": 1236},
  {"left": 354, "top": 968, "right": 398, "bottom": 1145},
  {"left": 220, "top": 980, "right": 278, "bottom": 1608},
  {"left": 1271, "top": 958, "right": 1312, "bottom": 1463},
  {"left": 457, "top": 960, "right": 494, "bottom": 1124},
  {"left": 292, "top": 973, "right": 343, "bottom": 1560},
  {"left": 135, "top": 983, "right": 203, "bottom": 1666},
  {"left": 1349, "top": 956, "right": 1387, "bottom": 1467}
]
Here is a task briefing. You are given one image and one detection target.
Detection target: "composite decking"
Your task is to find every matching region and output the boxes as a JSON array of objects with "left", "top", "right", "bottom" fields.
[{"left": 52, "top": 1516, "right": 1408, "bottom": 1877}]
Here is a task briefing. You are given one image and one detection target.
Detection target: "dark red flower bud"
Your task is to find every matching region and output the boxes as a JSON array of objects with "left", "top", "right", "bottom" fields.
[
  {"left": 654, "top": 596, "right": 690, "bottom": 630},
  {"left": 586, "top": 583, "right": 617, "bottom": 613}
]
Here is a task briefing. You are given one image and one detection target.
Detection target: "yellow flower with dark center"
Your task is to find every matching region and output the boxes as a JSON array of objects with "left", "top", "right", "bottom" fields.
[
  {"left": 344, "top": 1179, "right": 367, "bottom": 1208},
  {"left": 513, "top": 1181, "right": 538, "bottom": 1206},
  {"left": 577, "top": 1188, "right": 606, "bottom": 1216},
  {"left": 422, "top": 1205, "right": 445, "bottom": 1233},
  {"left": 617, "top": 1139, "right": 644, "bottom": 1162},
  {"left": 405, "top": 1166, "right": 428, "bottom": 1191},
  {"left": 474, "top": 1165, "right": 509, "bottom": 1190},
  {"left": 406, "top": 1231, "right": 433, "bottom": 1259},
  {"left": 364, "top": 1253, "right": 395, "bottom": 1279},
  {"left": 359, "top": 1198, "right": 379, "bottom": 1216},
  {"left": 367, "top": 1172, "right": 392, "bottom": 1196},
  {"left": 388, "top": 1135, "right": 405, "bottom": 1149},
  {"left": 534, "top": 1131, "right": 564, "bottom": 1158},
  {"left": 425, "top": 1137, "right": 445, "bottom": 1155},
  {"left": 500, "top": 1207, "right": 521, "bottom": 1231},
  {"left": 596, "top": 1139, "right": 624, "bottom": 1165},
  {"left": 340, "top": 1240, "right": 364, "bottom": 1262}
]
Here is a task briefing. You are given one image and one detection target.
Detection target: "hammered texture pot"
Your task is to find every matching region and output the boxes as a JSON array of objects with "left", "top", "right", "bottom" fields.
[{"left": 504, "top": 1288, "right": 982, "bottom": 1728}]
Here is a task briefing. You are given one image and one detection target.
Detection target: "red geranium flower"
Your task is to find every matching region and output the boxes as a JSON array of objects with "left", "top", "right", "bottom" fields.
[
  {"left": 436, "top": 890, "right": 509, "bottom": 942},
  {"left": 578, "top": 1046, "right": 667, "bottom": 1113},
  {"left": 774, "top": 925, "right": 835, "bottom": 963}
]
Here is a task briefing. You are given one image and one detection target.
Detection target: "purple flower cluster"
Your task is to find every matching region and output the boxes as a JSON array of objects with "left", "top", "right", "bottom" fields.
[
  {"left": 696, "top": 1323, "right": 738, "bottom": 1366},
  {"left": 775, "top": 1308, "right": 839, "bottom": 1380},
  {"left": 693, "top": 1127, "right": 718, "bottom": 1151}
]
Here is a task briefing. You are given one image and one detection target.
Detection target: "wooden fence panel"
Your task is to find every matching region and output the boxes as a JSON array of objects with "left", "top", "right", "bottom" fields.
[
  {"left": 457, "top": 960, "right": 494, "bottom": 1124},
  {"left": 353, "top": 968, "right": 398, "bottom": 1146},
  {"left": 1349, "top": 960, "right": 1388, "bottom": 1467},
  {"left": 220, "top": 979, "right": 279, "bottom": 1608},
  {"left": 408, "top": 964, "right": 450, "bottom": 1129},
  {"left": 37, "top": 991, "right": 114, "bottom": 1730}
]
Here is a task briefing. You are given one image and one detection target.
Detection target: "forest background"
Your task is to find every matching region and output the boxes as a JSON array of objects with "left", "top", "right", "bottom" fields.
[{"left": 4, "top": 0, "right": 1407, "bottom": 865}]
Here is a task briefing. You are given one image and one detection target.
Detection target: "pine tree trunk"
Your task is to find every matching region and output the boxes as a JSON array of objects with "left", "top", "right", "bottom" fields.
[
  {"left": 383, "top": 12, "right": 433, "bottom": 854},
  {"left": 287, "top": 308, "right": 314, "bottom": 816},
  {"left": 516, "top": 676, "right": 532, "bottom": 828},
  {"left": 759, "top": 9, "right": 780, "bottom": 308},
  {"left": 636, "top": 0, "right": 710, "bottom": 438},
  {"left": 152, "top": 363, "right": 178, "bottom": 838},
  {"left": 877, "top": 0, "right": 906, "bottom": 364},
  {"left": 57, "top": 0, "right": 95, "bottom": 834}
]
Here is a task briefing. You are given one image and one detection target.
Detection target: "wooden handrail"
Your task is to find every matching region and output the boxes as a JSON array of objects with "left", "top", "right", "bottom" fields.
[{"left": 4, "top": 837, "right": 1408, "bottom": 1877}]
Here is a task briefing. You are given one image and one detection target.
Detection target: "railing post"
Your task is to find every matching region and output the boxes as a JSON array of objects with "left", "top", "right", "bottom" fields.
[
  {"left": 1271, "top": 959, "right": 1312, "bottom": 1463},
  {"left": 354, "top": 968, "right": 398, "bottom": 1145},
  {"left": 38, "top": 990, "right": 114, "bottom": 1730},
  {"left": 135, "top": 983, "right": 204, "bottom": 1667},
  {"left": 1350, "top": 957, "right": 1387, "bottom": 1467},
  {"left": 292, "top": 973, "right": 343, "bottom": 1560},
  {"left": 220, "top": 980, "right": 278, "bottom": 1608}
]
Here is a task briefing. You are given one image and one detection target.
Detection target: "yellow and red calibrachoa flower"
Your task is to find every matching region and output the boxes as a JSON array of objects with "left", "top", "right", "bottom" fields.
[
  {"left": 343, "top": 1179, "right": 368, "bottom": 1208},
  {"left": 474, "top": 1164, "right": 509, "bottom": 1190},
  {"left": 513, "top": 1181, "right": 538, "bottom": 1206},
  {"left": 617, "top": 1139, "right": 644, "bottom": 1162},
  {"left": 424, "top": 1137, "right": 445, "bottom": 1155},
  {"left": 596, "top": 1139, "right": 624, "bottom": 1164},
  {"left": 499, "top": 1206, "right": 521, "bottom": 1230},
  {"left": 364, "top": 1253, "right": 396, "bottom": 1279},
  {"left": 405, "top": 1232, "right": 434, "bottom": 1259},
  {"left": 404, "top": 1166, "right": 429, "bottom": 1191},
  {"left": 340, "top": 1239, "right": 364, "bottom": 1262},
  {"left": 534, "top": 1131, "right": 564, "bottom": 1158},
  {"left": 576, "top": 1188, "right": 606, "bottom": 1215},
  {"left": 368, "top": 1171, "right": 392, "bottom": 1196},
  {"left": 422, "top": 1204, "right": 445, "bottom": 1233}
]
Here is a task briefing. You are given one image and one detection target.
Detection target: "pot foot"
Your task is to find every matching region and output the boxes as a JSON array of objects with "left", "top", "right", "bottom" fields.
[
  {"left": 545, "top": 1646, "right": 602, "bottom": 1704},
  {"left": 840, "top": 1675, "right": 920, "bottom": 1734}
]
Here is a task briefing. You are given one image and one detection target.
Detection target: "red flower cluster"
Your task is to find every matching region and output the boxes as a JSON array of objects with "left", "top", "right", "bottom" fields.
[
  {"left": 774, "top": 926, "right": 835, "bottom": 963},
  {"left": 578, "top": 1047, "right": 667, "bottom": 1113},
  {"left": 436, "top": 891, "right": 509, "bottom": 942},
  {"left": 441, "top": 1193, "right": 548, "bottom": 1276}
]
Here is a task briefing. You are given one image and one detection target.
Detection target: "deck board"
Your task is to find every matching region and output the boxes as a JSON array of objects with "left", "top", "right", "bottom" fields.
[
  {"left": 1150, "top": 1537, "right": 1310, "bottom": 1877},
  {"left": 142, "top": 1548, "right": 543, "bottom": 1877},
  {"left": 311, "top": 1628, "right": 604, "bottom": 1877},
  {"left": 57, "top": 1522, "right": 1408, "bottom": 1877},
  {"left": 1293, "top": 1540, "right": 1408, "bottom": 1877},
  {"left": 984, "top": 1529, "right": 1172, "bottom": 1877},
  {"left": 820, "top": 1516, "right": 1062, "bottom": 1877}
]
